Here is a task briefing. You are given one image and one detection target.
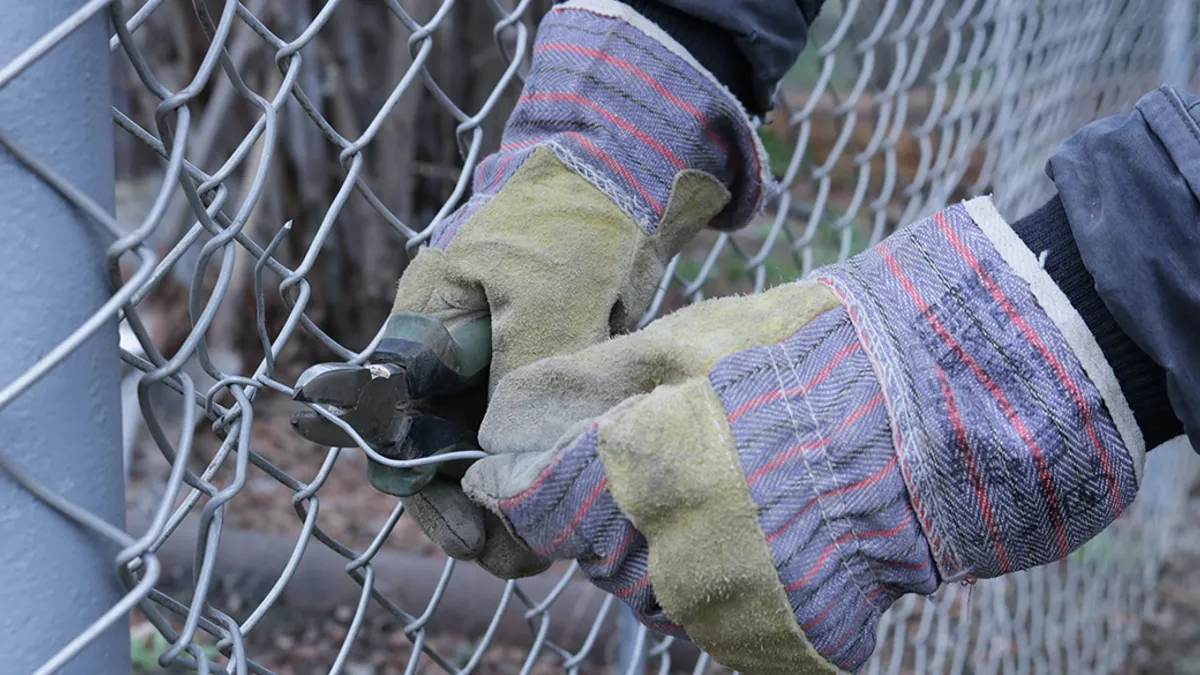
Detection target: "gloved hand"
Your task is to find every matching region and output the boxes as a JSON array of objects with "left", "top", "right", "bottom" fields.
[
  {"left": 390, "top": 0, "right": 770, "bottom": 578},
  {"left": 461, "top": 197, "right": 1146, "bottom": 674}
]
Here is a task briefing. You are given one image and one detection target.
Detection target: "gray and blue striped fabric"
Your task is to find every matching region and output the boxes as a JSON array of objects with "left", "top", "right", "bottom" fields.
[
  {"left": 815, "top": 203, "right": 1138, "bottom": 582},
  {"left": 492, "top": 203, "right": 1139, "bottom": 673},
  {"left": 429, "top": 1, "right": 768, "bottom": 249}
]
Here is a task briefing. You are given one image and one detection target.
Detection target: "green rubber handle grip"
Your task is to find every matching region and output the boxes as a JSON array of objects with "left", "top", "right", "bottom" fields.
[
  {"left": 363, "top": 312, "right": 492, "bottom": 497},
  {"left": 377, "top": 312, "right": 492, "bottom": 397},
  {"left": 445, "top": 314, "right": 492, "bottom": 379}
]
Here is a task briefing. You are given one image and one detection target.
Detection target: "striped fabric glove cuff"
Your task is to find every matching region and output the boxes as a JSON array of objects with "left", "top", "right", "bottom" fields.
[
  {"left": 430, "top": 0, "right": 771, "bottom": 248},
  {"left": 707, "top": 304, "right": 938, "bottom": 670},
  {"left": 815, "top": 197, "right": 1145, "bottom": 582},
  {"left": 492, "top": 426, "right": 684, "bottom": 636},
  {"left": 465, "top": 198, "right": 1149, "bottom": 673},
  {"left": 493, "top": 302, "right": 945, "bottom": 670}
]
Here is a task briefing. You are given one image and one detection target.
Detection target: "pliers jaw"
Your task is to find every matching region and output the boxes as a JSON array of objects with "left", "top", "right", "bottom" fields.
[
  {"left": 289, "top": 313, "right": 491, "bottom": 497},
  {"left": 291, "top": 361, "right": 411, "bottom": 447}
]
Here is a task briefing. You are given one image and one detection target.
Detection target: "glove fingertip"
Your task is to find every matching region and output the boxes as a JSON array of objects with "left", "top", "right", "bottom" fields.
[
  {"left": 476, "top": 510, "right": 554, "bottom": 579},
  {"left": 402, "top": 478, "right": 487, "bottom": 560}
]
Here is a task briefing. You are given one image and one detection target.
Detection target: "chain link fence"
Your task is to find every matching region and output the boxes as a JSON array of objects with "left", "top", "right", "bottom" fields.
[{"left": 1, "top": 0, "right": 1198, "bottom": 673}]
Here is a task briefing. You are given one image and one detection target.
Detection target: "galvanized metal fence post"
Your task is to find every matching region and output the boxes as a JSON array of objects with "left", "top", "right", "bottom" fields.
[
  {"left": 1163, "top": 0, "right": 1196, "bottom": 88},
  {"left": 0, "top": 2, "right": 129, "bottom": 674}
]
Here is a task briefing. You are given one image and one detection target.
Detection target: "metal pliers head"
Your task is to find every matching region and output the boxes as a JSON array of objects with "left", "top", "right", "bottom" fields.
[{"left": 290, "top": 312, "right": 491, "bottom": 497}]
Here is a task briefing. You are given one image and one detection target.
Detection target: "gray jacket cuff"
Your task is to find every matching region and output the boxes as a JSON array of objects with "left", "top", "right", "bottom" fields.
[{"left": 1047, "top": 85, "right": 1200, "bottom": 451}]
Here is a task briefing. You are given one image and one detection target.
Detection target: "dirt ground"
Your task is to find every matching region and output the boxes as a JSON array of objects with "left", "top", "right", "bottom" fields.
[
  {"left": 1122, "top": 476, "right": 1200, "bottom": 675},
  {"left": 130, "top": 609, "right": 602, "bottom": 675}
]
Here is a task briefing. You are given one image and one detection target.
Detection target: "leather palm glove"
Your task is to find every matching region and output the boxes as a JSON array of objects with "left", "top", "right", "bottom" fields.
[
  {"left": 461, "top": 197, "right": 1146, "bottom": 674},
  {"left": 390, "top": 0, "right": 770, "bottom": 578}
]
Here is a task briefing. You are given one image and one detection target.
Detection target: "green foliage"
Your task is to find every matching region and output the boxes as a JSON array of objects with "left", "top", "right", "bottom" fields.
[
  {"left": 131, "top": 631, "right": 220, "bottom": 674},
  {"left": 452, "top": 642, "right": 477, "bottom": 668},
  {"left": 130, "top": 632, "right": 166, "bottom": 672},
  {"left": 810, "top": 219, "right": 869, "bottom": 269},
  {"left": 757, "top": 127, "right": 797, "bottom": 178},
  {"left": 1071, "top": 533, "right": 1151, "bottom": 567},
  {"left": 674, "top": 221, "right": 867, "bottom": 294}
]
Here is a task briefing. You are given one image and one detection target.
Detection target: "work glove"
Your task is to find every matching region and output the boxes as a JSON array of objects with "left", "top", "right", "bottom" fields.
[
  {"left": 387, "top": 0, "right": 770, "bottom": 577},
  {"left": 461, "top": 197, "right": 1147, "bottom": 674}
]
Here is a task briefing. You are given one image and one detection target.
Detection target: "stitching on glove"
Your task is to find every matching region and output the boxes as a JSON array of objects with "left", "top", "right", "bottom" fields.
[
  {"left": 821, "top": 267, "right": 966, "bottom": 578},
  {"left": 543, "top": 139, "right": 647, "bottom": 230},
  {"left": 411, "top": 491, "right": 478, "bottom": 555},
  {"left": 709, "top": 308, "right": 937, "bottom": 671},
  {"left": 781, "top": 339, "right": 892, "bottom": 605},
  {"left": 764, "top": 342, "right": 880, "bottom": 608},
  {"left": 721, "top": 320, "right": 858, "bottom": 423},
  {"left": 432, "top": 190, "right": 494, "bottom": 249}
]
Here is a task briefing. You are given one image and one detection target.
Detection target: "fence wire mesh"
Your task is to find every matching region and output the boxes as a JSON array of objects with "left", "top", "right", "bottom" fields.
[{"left": 2, "top": 0, "right": 1199, "bottom": 673}]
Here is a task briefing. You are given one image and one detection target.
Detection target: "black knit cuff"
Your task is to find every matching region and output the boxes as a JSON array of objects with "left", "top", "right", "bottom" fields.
[
  {"left": 1008, "top": 195, "right": 1182, "bottom": 449},
  {"left": 618, "top": 0, "right": 761, "bottom": 115}
]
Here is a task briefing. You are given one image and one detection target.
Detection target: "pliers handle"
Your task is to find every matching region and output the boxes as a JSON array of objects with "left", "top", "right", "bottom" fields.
[{"left": 290, "top": 312, "right": 491, "bottom": 497}]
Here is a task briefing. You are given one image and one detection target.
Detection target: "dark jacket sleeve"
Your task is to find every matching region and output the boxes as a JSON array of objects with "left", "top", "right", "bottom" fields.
[
  {"left": 1010, "top": 86, "right": 1200, "bottom": 452},
  {"left": 1049, "top": 86, "right": 1200, "bottom": 451},
  {"left": 556, "top": 1, "right": 823, "bottom": 116}
]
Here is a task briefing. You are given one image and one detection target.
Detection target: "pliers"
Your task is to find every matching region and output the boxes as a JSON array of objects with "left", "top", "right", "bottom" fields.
[{"left": 290, "top": 312, "right": 492, "bottom": 497}]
